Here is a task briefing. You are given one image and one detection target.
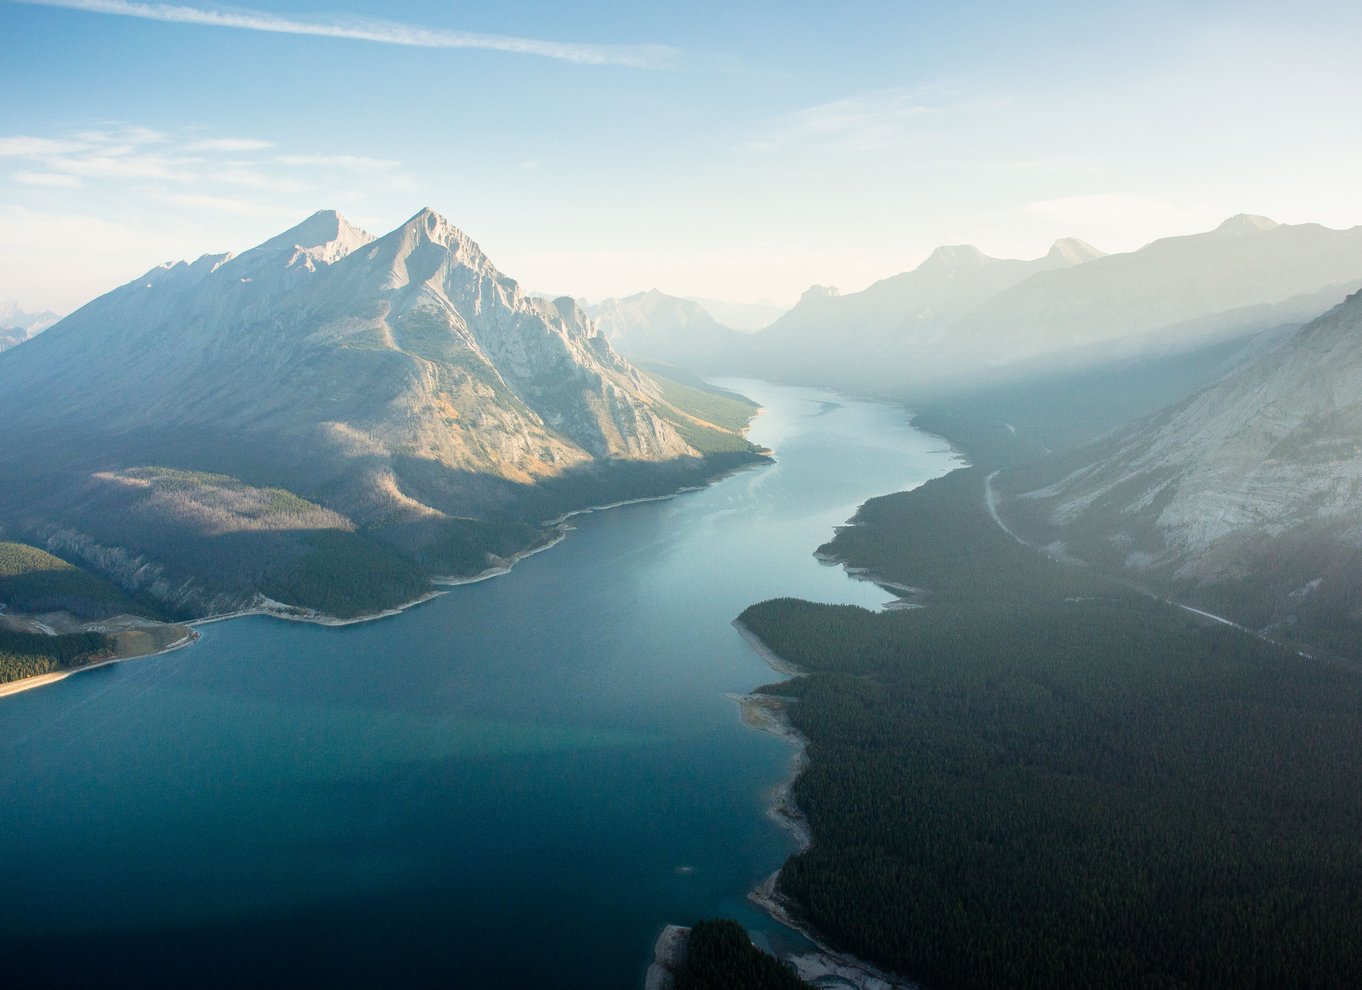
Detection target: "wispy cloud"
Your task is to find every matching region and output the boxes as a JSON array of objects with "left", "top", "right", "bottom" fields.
[
  {"left": 746, "top": 86, "right": 962, "bottom": 153},
  {"left": 2, "top": 123, "right": 415, "bottom": 212},
  {"left": 2, "top": 129, "right": 199, "bottom": 182},
  {"left": 184, "top": 137, "right": 273, "bottom": 152},
  {"left": 17, "top": 0, "right": 680, "bottom": 68},
  {"left": 72, "top": 125, "right": 167, "bottom": 145},
  {"left": 276, "top": 154, "right": 400, "bottom": 174},
  {"left": 0, "top": 136, "right": 91, "bottom": 156},
  {"left": 148, "top": 190, "right": 280, "bottom": 217},
  {"left": 13, "top": 170, "right": 82, "bottom": 187},
  {"left": 49, "top": 152, "right": 200, "bottom": 181}
]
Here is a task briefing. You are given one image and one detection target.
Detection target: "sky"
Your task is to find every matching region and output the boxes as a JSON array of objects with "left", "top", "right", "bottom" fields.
[{"left": 2, "top": 0, "right": 1362, "bottom": 314}]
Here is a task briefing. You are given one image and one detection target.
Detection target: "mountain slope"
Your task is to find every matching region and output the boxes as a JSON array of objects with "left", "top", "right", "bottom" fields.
[
  {"left": 732, "top": 216, "right": 1362, "bottom": 399},
  {"left": 736, "top": 238, "right": 1104, "bottom": 387},
  {"left": 0, "top": 209, "right": 760, "bottom": 618},
  {"left": 1004, "top": 289, "right": 1362, "bottom": 651},
  {"left": 586, "top": 289, "right": 750, "bottom": 368},
  {"left": 950, "top": 215, "right": 1362, "bottom": 376}
]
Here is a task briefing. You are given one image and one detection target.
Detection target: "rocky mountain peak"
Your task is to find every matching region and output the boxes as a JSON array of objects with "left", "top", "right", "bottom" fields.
[
  {"left": 254, "top": 209, "right": 374, "bottom": 264},
  {"left": 920, "top": 244, "right": 991, "bottom": 274},
  {"left": 0, "top": 299, "right": 61, "bottom": 331},
  {"left": 1214, "top": 214, "right": 1281, "bottom": 236},
  {"left": 1047, "top": 237, "right": 1106, "bottom": 265},
  {"left": 799, "top": 284, "right": 840, "bottom": 303}
]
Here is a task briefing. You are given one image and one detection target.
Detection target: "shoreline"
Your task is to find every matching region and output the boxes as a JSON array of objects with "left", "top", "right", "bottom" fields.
[
  {"left": 2, "top": 457, "right": 771, "bottom": 699},
  {"left": 194, "top": 457, "right": 773, "bottom": 631},
  {"left": 732, "top": 621, "right": 921, "bottom": 990},
  {"left": 0, "top": 628, "right": 199, "bottom": 700},
  {"left": 644, "top": 924, "right": 689, "bottom": 990}
]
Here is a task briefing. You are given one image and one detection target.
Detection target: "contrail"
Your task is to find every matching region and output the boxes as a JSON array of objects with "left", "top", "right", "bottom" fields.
[{"left": 14, "top": 0, "right": 679, "bottom": 68}]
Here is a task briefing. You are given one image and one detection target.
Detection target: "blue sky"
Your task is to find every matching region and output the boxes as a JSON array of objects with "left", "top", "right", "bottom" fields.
[{"left": 3, "top": 0, "right": 1361, "bottom": 312}]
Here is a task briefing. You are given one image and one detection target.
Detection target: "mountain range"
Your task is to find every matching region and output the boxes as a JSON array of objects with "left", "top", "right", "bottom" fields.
[
  {"left": 0, "top": 209, "right": 762, "bottom": 619},
  {"left": 1000, "top": 288, "right": 1362, "bottom": 653},
  {"left": 0, "top": 299, "right": 61, "bottom": 352},
  {"left": 585, "top": 289, "right": 751, "bottom": 368},
  {"left": 655, "top": 216, "right": 1362, "bottom": 400}
]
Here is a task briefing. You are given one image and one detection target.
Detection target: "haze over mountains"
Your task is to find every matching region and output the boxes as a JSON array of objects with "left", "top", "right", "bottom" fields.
[
  {"left": 731, "top": 236, "right": 1106, "bottom": 388},
  {"left": 1004, "top": 288, "right": 1362, "bottom": 650},
  {"left": 0, "top": 299, "right": 61, "bottom": 352},
  {"left": 586, "top": 289, "right": 750, "bottom": 368},
  {"left": 6, "top": 204, "right": 1362, "bottom": 643},
  {"left": 0, "top": 209, "right": 759, "bottom": 618},
  {"left": 948, "top": 215, "right": 1362, "bottom": 372},
  {"left": 597, "top": 216, "right": 1362, "bottom": 405}
]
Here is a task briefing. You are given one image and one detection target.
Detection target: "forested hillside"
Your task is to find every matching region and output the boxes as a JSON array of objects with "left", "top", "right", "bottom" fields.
[{"left": 737, "top": 467, "right": 1362, "bottom": 988}]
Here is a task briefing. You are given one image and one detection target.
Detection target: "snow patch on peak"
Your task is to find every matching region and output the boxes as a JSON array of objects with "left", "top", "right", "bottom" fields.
[{"left": 1215, "top": 214, "right": 1280, "bottom": 236}]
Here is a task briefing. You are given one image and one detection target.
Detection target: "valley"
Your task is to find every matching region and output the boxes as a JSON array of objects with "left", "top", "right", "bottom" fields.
[
  {"left": 0, "top": 380, "right": 959, "bottom": 989},
  {"left": 7, "top": 206, "right": 1362, "bottom": 988}
]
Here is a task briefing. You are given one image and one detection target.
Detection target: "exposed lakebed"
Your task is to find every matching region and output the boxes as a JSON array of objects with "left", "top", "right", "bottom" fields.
[{"left": 0, "top": 379, "right": 959, "bottom": 989}]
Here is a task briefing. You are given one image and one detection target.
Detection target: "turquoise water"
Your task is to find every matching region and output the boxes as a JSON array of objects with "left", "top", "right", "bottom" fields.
[{"left": 0, "top": 380, "right": 959, "bottom": 988}]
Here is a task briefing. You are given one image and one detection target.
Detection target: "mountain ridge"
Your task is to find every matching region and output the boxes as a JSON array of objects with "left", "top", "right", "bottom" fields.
[
  {"left": 715, "top": 216, "right": 1362, "bottom": 399},
  {"left": 0, "top": 209, "right": 763, "bottom": 619},
  {"left": 1002, "top": 288, "right": 1362, "bottom": 652}
]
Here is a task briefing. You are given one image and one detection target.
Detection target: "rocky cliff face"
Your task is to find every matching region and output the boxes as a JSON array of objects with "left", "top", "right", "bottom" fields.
[
  {"left": 0, "top": 209, "right": 728, "bottom": 617},
  {"left": 0, "top": 208, "right": 693, "bottom": 513}
]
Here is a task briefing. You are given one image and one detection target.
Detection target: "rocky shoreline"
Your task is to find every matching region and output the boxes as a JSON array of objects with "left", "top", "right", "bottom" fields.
[
  {"left": 732, "top": 622, "right": 922, "bottom": 990},
  {"left": 644, "top": 924, "right": 689, "bottom": 990}
]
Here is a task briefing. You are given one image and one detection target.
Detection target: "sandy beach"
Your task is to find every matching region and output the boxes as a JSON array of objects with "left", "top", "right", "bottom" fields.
[{"left": 0, "top": 627, "right": 198, "bottom": 700}]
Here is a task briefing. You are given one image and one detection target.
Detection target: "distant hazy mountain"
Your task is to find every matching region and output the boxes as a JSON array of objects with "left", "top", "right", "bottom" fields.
[
  {"left": 737, "top": 238, "right": 1105, "bottom": 388},
  {"left": 0, "top": 326, "right": 31, "bottom": 352},
  {"left": 951, "top": 215, "right": 1362, "bottom": 375},
  {"left": 0, "top": 300, "right": 61, "bottom": 351},
  {"left": 734, "top": 216, "right": 1362, "bottom": 397},
  {"left": 1006, "top": 288, "right": 1362, "bottom": 649},
  {"left": 0, "top": 209, "right": 757, "bottom": 618},
  {"left": 0, "top": 299, "right": 60, "bottom": 333},
  {"left": 586, "top": 289, "right": 749, "bottom": 367}
]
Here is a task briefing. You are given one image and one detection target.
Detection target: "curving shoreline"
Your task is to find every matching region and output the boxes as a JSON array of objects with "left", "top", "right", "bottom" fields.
[
  {"left": 192, "top": 463, "right": 768, "bottom": 632},
  {"left": 1, "top": 462, "right": 768, "bottom": 700},
  {"left": 0, "top": 627, "right": 199, "bottom": 699},
  {"left": 732, "top": 619, "right": 922, "bottom": 990}
]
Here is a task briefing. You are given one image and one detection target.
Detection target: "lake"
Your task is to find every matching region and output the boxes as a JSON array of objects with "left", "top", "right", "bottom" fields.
[{"left": 0, "top": 379, "right": 959, "bottom": 988}]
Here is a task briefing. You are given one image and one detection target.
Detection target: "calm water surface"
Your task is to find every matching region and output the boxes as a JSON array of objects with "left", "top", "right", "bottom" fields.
[{"left": 0, "top": 380, "right": 959, "bottom": 988}]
